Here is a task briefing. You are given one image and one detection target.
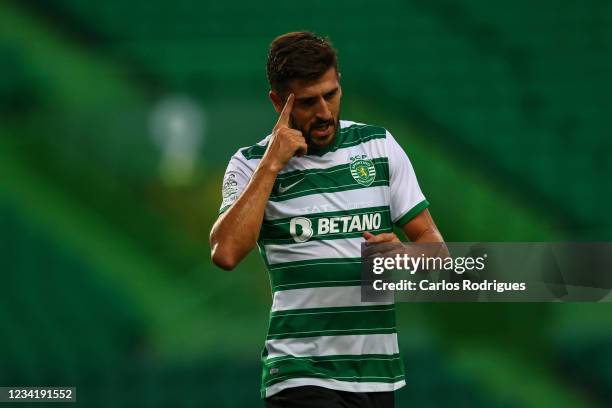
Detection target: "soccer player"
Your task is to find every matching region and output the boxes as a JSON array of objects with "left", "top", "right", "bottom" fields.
[{"left": 210, "top": 31, "right": 445, "bottom": 408}]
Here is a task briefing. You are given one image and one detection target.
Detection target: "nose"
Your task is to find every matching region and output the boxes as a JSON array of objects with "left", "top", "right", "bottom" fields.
[{"left": 315, "top": 96, "right": 332, "bottom": 120}]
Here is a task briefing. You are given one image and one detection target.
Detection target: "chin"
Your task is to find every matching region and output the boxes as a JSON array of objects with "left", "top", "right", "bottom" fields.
[
  {"left": 309, "top": 125, "right": 336, "bottom": 147},
  {"left": 310, "top": 135, "right": 334, "bottom": 148}
]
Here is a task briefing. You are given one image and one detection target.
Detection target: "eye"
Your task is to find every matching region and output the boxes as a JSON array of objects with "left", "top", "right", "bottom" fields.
[
  {"left": 324, "top": 89, "right": 338, "bottom": 100},
  {"left": 299, "top": 98, "right": 317, "bottom": 107}
]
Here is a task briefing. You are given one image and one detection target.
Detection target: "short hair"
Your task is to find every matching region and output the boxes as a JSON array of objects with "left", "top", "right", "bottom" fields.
[{"left": 267, "top": 31, "right": 338, "bottom": 94}]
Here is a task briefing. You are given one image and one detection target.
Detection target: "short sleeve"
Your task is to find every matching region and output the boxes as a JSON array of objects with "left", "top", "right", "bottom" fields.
[
  {"left": 386, "top": 130, "right": 429, "bottom": 226},
  {"left": 218, "top": 152, "right": 253, "bottom": 214}
]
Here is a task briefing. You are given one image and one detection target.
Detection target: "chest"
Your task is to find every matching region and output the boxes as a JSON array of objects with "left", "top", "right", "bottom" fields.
[{"left": 264, "top": 147, "right": 390, "bottom": 222}]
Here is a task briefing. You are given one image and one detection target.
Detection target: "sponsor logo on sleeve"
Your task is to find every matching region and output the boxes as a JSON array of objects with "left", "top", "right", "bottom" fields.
[{"left": 221, "top": 172, "right": 239, "bottom": 208}]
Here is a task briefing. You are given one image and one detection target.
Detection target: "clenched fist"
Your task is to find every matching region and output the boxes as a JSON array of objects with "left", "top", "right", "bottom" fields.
[{"left": 262, "top": 94, "right": 308, "bottom": 173}]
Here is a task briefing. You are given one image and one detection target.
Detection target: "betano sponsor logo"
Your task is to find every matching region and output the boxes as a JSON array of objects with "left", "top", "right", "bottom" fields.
[{"left": 289, "top": 212, "right": 382, "bottom": 243}]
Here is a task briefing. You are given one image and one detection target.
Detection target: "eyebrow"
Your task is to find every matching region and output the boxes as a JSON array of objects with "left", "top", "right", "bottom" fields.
[{"left": 295, "top": 87, "right": 339, "bottom": 102}]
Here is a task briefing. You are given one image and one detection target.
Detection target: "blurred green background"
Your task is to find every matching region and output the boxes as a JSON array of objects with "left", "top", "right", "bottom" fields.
[{"left": 1, "top": 0, "right": 611, "bottom": 406}]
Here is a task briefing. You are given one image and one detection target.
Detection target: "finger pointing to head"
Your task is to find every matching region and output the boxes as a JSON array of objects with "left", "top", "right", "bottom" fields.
[{"left": 276, "top": 93, "right": 294, "bottom": 127}]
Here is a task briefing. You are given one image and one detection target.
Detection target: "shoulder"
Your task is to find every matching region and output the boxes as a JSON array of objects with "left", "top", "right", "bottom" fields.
[
  {"left": 221, "top": 134, "right": 271, "bottom": 178},
  {"left": 227, "top": 134, "right": 271, "bottom": 165},
  {"left": 339, "top": 120, "right": 389, "bottom": 146}
]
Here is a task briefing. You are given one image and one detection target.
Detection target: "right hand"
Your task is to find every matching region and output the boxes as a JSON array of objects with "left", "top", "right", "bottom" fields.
[{"left": 263, "top": 93, "right": 308, "bottom": 172}]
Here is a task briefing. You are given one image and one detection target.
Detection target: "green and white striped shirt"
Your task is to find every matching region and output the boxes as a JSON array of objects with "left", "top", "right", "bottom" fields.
[{"left": 219, "top": 120, "right": 429, "bottom": 398}]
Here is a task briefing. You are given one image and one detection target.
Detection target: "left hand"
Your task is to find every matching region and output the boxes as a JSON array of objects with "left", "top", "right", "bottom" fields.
[
  {"left": 362, "top": 232, "right": 402, "bottom": 258},
  {"left": 363, "top": 231, "right": 400, "bottom": 244}
]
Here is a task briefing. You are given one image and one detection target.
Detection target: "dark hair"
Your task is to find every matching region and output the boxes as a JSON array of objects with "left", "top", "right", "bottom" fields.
[{"left": 267, "top": 31, "right": 338, "bottom": 94}]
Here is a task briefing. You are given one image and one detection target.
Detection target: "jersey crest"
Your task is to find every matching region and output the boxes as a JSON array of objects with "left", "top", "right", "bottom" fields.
[{"left": 350, "top": 154, "right": 376, "bottom": 186}]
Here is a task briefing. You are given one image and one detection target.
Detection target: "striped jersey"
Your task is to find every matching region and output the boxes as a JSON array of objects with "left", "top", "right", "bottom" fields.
[{"left": 219, "top": 120, "right": 429, "bottom": 398}]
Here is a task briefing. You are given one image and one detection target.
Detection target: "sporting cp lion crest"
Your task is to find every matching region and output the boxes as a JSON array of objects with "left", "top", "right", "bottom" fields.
[{"left": 349, "top": 155, "right": 376, "bottom": 187}]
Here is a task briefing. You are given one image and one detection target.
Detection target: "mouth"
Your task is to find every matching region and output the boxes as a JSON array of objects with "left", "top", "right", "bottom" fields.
[{"left": 310, "top": 122, "right": 334, "bottom": 139}]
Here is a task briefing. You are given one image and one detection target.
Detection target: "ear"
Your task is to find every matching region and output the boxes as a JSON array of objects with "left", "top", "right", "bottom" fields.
[{"left": 269, "top": 91, "right": 283, "bottom": 114}]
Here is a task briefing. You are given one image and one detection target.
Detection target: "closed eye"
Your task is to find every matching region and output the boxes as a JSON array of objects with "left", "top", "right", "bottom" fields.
[
  {"left": 324, "top": 89, "right": 338, "bottom": 100},
  {"left": 296, "top": 88, "right": 339, "bottom": 107},
  {"left": 298, "top": 97, "right": 317, "bottom": 107}
]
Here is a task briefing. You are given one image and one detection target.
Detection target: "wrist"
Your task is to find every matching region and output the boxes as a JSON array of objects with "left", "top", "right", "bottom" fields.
[{"left": 259, "top": 156, "right": 283, "bottom": 174}]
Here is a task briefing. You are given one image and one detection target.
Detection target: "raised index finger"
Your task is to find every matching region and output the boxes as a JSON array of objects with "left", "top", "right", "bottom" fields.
[{"left": 276, "top": 93, "right": 294, "bottom": 128}]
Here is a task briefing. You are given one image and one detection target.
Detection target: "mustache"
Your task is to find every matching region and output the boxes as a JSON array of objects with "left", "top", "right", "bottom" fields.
[{"left": 310, "top": 119, "right": 335, "bottom": 129}]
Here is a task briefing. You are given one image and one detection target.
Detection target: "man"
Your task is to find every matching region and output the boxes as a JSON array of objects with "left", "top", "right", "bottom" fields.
[{"left": 210, "top": 32, "right": 445, "bottom": 408}]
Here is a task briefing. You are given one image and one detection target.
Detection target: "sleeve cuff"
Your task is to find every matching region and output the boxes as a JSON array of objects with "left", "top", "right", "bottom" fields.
[{"left": 394, "top": 199, "right": 430, "bottom": 227}]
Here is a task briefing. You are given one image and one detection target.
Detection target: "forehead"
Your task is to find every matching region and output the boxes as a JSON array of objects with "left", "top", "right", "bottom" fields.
[{"left": 288, "top": 68, "right": 340, "bottom": 98}]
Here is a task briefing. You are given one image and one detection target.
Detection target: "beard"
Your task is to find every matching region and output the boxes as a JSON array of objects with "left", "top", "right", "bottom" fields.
[{"left": 291, "top": 111, "right": 340, "bottom": 149}]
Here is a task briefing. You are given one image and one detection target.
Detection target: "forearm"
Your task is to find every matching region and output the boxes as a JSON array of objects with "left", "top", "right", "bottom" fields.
[
  {"left": 413, "top": 227, "right": 451, "bottom": 259},
  {"left": 211, "top": 93, "right": 306, "bottom": 270},
  {"left": 412, "top": 227, "right": 444, "bottom": 243},
  {"left": 210, "top": 159, "right": 279, "bottom": 270},
  {"left": 401, "top": 210, "right": 450, "bottom": 257}
]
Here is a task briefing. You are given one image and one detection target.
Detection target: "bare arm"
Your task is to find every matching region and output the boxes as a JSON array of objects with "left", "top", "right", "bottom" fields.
[
  {"left": 209, "top": 162, "right": 279, "bottom": 270},
  {"left": 363, "top": 209, "right": 449, "bottom": 258},
  {"left": 363, "top": 209, "right": 444, "bottom": 244},
  {"left": 401, "top": 209, "right": 444, "bottom": 243},
  {"left": 209, "top": 94, "right": 307, "bottom": 270}
]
